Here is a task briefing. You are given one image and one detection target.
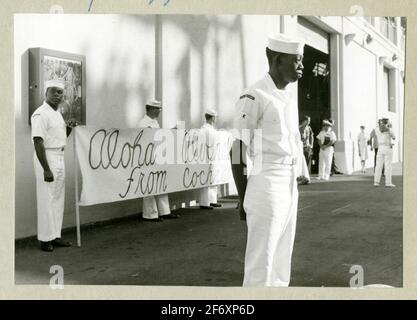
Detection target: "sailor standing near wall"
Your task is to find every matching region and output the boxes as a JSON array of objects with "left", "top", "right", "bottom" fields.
[
  {"left": 231, "top": 33, "right": 306, "bottom": 287},
  {"left": 138, "top": 100, "right": 180, "bottom": 222},
  {"left": 31, "top": 79, "right": 77, "bottom": 252},
  {"left": 317, "top": 120, "right": 337, "bottom": 181},
  {"left": 199, "top": 109, "right": 223, "bottom": 210},
  {"left": 374, "top": 118, "right": 396, "bottom": 187}
]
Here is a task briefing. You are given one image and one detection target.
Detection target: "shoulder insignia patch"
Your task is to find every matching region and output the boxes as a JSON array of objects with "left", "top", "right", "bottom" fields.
[{"left": 240, "top": 94, "right": 255, "bottom": 100}]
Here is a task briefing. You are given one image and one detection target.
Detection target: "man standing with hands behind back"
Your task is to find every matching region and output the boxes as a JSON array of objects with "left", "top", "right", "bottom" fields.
[
  {"left": 199, "top": 108, "right": 223, "bottom": 210},
  {"left": 231, "top": 33, "right": 306, "bottom": 287},
  {"left": 31, "top": 79, "right": 77, "bottom": 252},
  {"left": 138, "top": 100, "right": 180, "bottom": 222}
]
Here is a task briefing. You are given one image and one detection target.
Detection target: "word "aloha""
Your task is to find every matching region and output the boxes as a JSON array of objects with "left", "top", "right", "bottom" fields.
[{"left": 89, "top": 129, "right": 156, "bottom": 170}]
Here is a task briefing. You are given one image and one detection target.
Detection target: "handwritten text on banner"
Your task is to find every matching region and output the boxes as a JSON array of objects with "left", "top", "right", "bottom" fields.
[{"left": 75, "top": 126, "right": 234, "bottom": 206}]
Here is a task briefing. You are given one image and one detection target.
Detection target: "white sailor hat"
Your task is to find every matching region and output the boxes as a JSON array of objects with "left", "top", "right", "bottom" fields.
[
  {"left": 205, "top": 108, "right": 217, "bottom": 117},
  {"left": 44, "top": 79, "right": 65, "bottom": 93},
  {"left": 145, "top": 99, "right": 162, "bottom": 109},
  {"left": 267, "top": 33, "right": 305, "bottom": 55},
  {"left": 322, "top": 120, "right": 333, "bottom": 127}
]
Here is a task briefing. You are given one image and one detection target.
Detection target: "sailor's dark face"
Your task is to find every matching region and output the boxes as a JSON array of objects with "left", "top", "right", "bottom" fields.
[
  {"left": 46, "top": 87, "right": 64, "bottom": 108},
  {"left": 276, "top": 54, "right": 304, "bottom": 83},
  {"left": 379, "top": 122, "right": 388, "bottom": 132},
  {"left": 147, "top": 107, "right": 161, "bottom": 119}
]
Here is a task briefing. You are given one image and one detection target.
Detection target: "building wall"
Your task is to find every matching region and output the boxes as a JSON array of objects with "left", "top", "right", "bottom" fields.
[
  {"left": 160, "top": 15, "right": 279, "bottom": 130},
  {"left": 305, "top": 16, "right": 405, "bottom": 174},
  {"left": 338, "top": 17, "right": 404, "bottom": 173}
]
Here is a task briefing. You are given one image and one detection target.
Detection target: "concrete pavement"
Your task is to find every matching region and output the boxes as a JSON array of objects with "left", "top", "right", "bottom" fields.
[{"left": 15, "top": 164, "right": 402, "bottom": 287}]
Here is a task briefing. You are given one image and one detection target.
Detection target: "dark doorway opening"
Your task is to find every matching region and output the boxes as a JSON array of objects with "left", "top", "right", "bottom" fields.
[{"left": 298, "top": 45, "right": 331, "bottom": 174}]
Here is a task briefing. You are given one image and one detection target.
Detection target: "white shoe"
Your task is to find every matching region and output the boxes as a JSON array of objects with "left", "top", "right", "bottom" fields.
[
  {"left": 316, "top": 177, "right": 322, "bottom": 180},
  {"left": 374, "top": 182, "right": 379, "bottom": 187},
  {"left": 385, "top": 184, "right": 396, "bottom": 188}
]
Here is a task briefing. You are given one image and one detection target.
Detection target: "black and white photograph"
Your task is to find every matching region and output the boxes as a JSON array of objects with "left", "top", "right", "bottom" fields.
[{"left": 14, "top": 13, "right": 404, "bottom": 289}]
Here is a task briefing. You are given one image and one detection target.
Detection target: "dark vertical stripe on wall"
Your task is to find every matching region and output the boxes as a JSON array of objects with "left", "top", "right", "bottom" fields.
[
  {"left": 155, "top": 14, "right": 163, "bottom": 126},
  {"left": 330, "top": 33, "right": 341, "bottom": 139},
  {"left": 238, "top": 15, "right": 247, "bottom": 89}
]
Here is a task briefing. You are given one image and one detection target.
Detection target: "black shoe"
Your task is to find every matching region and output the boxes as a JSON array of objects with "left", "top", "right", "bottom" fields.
[
  {"left": 142, "top": 217, "right": 164, "bottom": 222},
  {"left": 210, "top": 203, "right": 222, "bottom": 208},
  {"left": 162, "top": 213, "right": 180, "bottom": 219},
  {"left": 200, "top": 205, "right": 214, "bottom": 210},
  {"left": 52, "top": 238, "right": 72, "bottom": 247},
  {"left": 335, "top": 171, "right": 343, "bottom": 175},
  {"left": 40, "top": 241, "right": 53, "bottom": 252}
]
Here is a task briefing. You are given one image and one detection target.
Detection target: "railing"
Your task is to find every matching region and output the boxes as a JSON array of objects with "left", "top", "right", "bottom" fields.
[
  {"left": 362, "top": 17, "right": 405, "bottom": 51},
  {"left": 380, "top": 17, "right": 397, "bottom": 44}
]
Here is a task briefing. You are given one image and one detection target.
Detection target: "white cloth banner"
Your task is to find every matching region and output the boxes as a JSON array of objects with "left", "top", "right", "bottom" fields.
[{"left": 75, "top": 126, "right": 234, "bottom": 206}]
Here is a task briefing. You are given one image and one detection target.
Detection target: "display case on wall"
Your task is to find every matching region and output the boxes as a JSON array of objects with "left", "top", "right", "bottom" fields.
[{"left": 28, "top": 47, "right": 86, "bottom": 125}]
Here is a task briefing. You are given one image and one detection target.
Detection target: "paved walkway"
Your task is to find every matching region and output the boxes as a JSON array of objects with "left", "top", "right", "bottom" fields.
[{"left": 15, "top": 164, "right": 402, "bottom": 287}]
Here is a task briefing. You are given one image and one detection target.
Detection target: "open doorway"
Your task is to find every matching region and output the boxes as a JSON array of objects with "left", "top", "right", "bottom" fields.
[{"left": 298, "top": 44, "right": 330, "bottom": 174}]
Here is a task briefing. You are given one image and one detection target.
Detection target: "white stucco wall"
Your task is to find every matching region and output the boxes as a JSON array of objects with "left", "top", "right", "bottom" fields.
[
  {"left": 159, "top": 15, "right": 282, "bottom": 198},
  {"left": 160, "top": 15, "right": 279, "bottom": 130},
  {"left": 338, "top": 17, "right": 404, "bottom": 173}
]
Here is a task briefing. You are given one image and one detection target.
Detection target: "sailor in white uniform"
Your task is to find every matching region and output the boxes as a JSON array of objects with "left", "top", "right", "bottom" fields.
[
  {"left": 316, "top": 120, "right": 337, "bottom": 181},
  {"left": 231, "top": 33, "right": 306, "bottom": 287},
  {"left": 138, "top": 100, "right": 179, "bottom": 221},
  {"left": 198, "top": 109, "right": 222, "bottom": 210},
  {"left": 374, "top": 118, "right": 396, "bottom": 187},
  {"left": 31, "top": 79, "right": 77, "bottom": 252}
]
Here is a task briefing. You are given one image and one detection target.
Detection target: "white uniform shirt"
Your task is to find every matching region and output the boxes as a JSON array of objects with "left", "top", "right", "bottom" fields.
[
  {"left": 375, "top": 127, "right": 395, "bottom": 147},
  {"left": 201, "top": 123, "right": 214, "bottom": 131},
  {"left": 233, "top": 73, "right": 301, "bottom": 163},
  {"left": 138, "top": 114, "right": 160, "bottom": 129},
  {"left": 317, "top": 130, "right": 337, "bottom": 146},
  {"left": 31, "top": 102, "right": 66, "bottom": 148},
  {"left": 201, "top": 123, "right": 216, "bottom": 140}
]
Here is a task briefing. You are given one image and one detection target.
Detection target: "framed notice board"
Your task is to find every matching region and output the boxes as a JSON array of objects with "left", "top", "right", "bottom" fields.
[{"left": 28, "top": 47, "right": 86, "bottom": 125}]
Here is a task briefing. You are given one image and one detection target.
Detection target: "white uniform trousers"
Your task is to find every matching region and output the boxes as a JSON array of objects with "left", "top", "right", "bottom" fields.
[
  {"left": 298, "top": 152, "right": 310, "bottom": 181},
  {"left": 34, "top": 149, "right": 65, "bottom": 242},
  {"left": 142, "top": 195, "right": 171, "bottom": 219},
  {"left": 374, "top": 145, "right": 393, "bottom": 185},
  {"left": 318, "top": 146, "right": 334, "bottom": 180},
  {"left": 243, "top": 162, "right": 298, "bottom": 287},
  {"left": 198, "top": 186, "right": 218, "bottom": 206}
]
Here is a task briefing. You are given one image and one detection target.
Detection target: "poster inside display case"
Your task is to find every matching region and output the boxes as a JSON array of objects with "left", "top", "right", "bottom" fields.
[{"left": 28, "top": 47, "right": 86, "bottom": 125}]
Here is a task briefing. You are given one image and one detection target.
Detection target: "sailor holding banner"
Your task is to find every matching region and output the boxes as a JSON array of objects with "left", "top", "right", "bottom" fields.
[
  {"left": 198, "top": 109, "right": 223, "bottom": 210},
  {"left": 31, "top": 79, "right": 77, "bottom": 252},
  {"left": 138, "top": 100, "right": 179, "bottom": 222},
  {"left": 231, "top": 33, "right": 306, "bottom": 286}
]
